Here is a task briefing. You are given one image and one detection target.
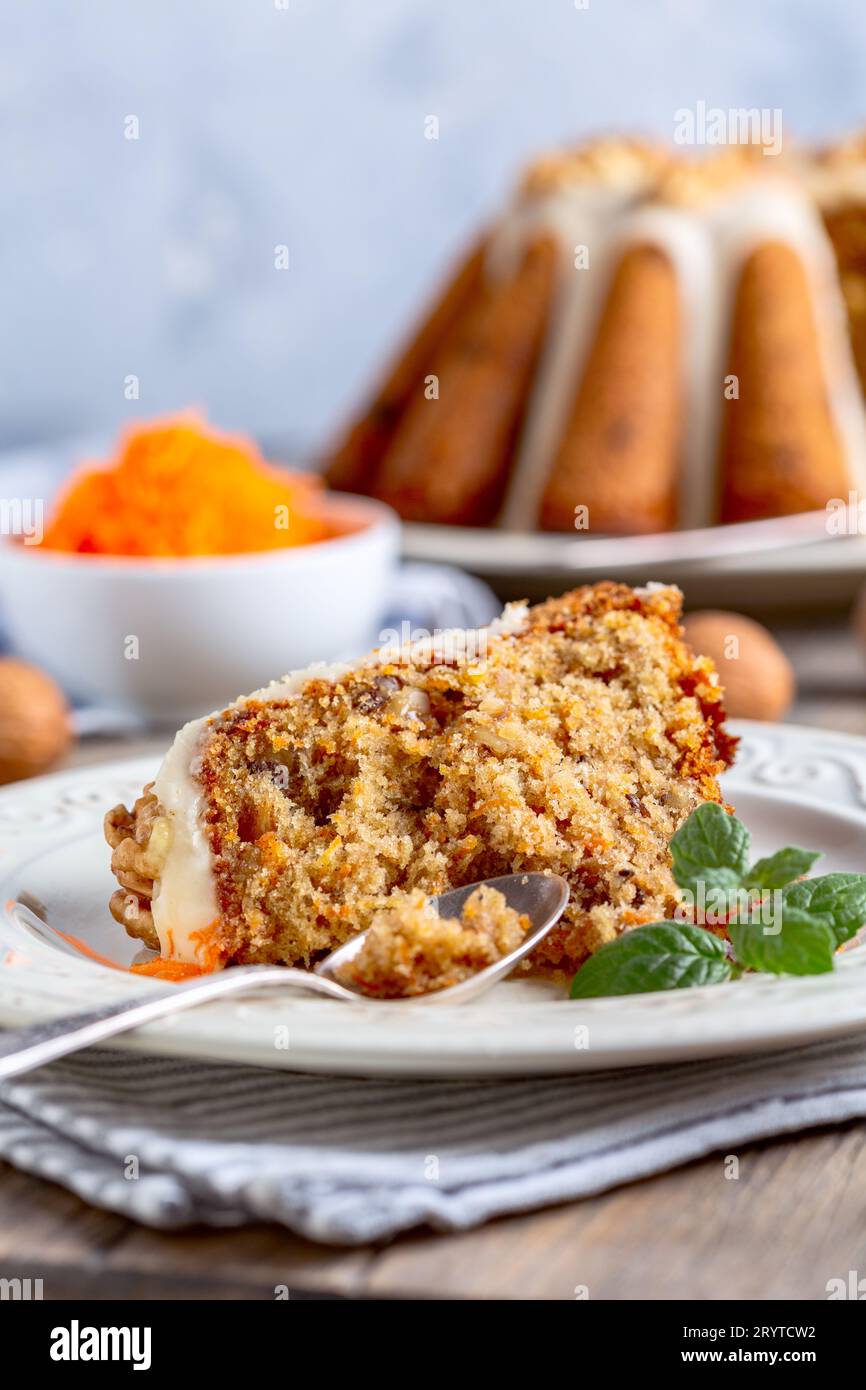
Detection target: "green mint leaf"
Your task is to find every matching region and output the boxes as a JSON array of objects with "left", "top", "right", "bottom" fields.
[
  {"left": 745, "top": 847, "right": 822, "bottom": 890},
  {"left": 729, "top": 906, "right": 836, "bottom": 976},
  {"left": 782, "top": 873, "right": 866, "bottom": 947},
  {"left": 669, "top": 803, "right": 750, "bottom": 898},
  {"left": 569, "top": 922, "right": 732, "bottom": 999}
]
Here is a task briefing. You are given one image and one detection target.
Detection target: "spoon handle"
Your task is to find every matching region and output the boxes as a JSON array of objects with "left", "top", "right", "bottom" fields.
[{"left": 0, "top": 966, "right": 353, "bottom": 1082}]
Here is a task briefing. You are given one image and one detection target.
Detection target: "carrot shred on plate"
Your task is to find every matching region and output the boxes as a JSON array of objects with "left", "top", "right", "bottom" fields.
[{"left": 129, "top": 958, "right": 205, "bottom": 982}]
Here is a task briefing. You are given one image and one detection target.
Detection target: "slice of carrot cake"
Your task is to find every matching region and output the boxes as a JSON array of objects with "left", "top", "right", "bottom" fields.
[{"left": 105, "top": 582, "right": 735, "bottom": 978}]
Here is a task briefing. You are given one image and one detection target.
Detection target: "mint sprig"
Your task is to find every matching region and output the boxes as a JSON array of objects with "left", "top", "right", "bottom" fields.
[
  {"left": 569, "top": 802, "right": 866, "bottom": 998},
  {"left": 669, "top": 802, "right": 818, "bottom": 899},
  {"left": 570, "top": 924, "right": 731, "bottom": 998},
  {"left": 669, "top": 801, "right": 749, "bottom": 898},
  {"left": 782, "top": 874, "right": 866, "bottom": 947},
  {"left": 745, "top": 847, "right": 821, "bottom": 890},
  {"left": 729, "top": 908, "right": 836, "bottom": 976}
]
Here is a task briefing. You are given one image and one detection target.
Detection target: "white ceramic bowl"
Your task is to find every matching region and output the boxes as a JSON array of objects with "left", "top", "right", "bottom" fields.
[{"left": 0, "top": 494, "right": 399, "bottom": 724}]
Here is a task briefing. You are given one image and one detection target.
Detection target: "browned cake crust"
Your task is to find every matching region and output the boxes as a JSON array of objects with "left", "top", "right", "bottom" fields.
[
  {"left": 812, "top": 135, "right": 866, "bottom": 400},
  {"left": 107, "top": 583, "right": 735, "bottom": 981},
  {"left": 539, "top": 244, "right": 682, "bottom": 534},
  {"left": 371, "top": 236, "right": 557, "bottom": 525},
  {"left": 325, "top": 237, "right": 488, "bottom": 495},
  {"left": 719, "top": 240, "right": 851, "bottom": 523},
  {"left": 822, "top": 204, "right": 866, "bottom": 396}
]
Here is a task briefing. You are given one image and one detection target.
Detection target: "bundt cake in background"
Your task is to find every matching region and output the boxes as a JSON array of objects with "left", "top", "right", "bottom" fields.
[{"left": 325, "top": 135, "right": 866, "bottom": 536}]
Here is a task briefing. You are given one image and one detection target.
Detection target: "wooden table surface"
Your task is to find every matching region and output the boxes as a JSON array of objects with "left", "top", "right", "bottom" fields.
[{"left": 3, "top": 616, "right": 866, "bottom": 1301}]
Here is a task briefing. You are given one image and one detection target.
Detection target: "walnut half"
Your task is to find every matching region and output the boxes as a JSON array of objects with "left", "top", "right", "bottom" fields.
[{"left": 104, "top": 783, "right": 170, "bottom": 951}]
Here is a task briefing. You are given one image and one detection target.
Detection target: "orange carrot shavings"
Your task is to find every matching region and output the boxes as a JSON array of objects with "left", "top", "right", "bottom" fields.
[
  {"left": 131, "top": 921, "right": 226, "bottom": 983},
  {"left": 130, "top": 958, "right": 205, "bottom": 982},
  {"left": 39, "top": 413, "right": 330, "bottom": 557},
  {"left": 188, "top": 921, "right": 227, "bottom": 974}
]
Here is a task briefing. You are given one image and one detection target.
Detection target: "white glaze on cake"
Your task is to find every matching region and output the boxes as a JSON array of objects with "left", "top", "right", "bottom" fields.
[
  {"left": 493, "top": 185, "right": 648, "bottom": 531},
  {"left": 151, "top": 714, "right": 222, "bottom": 959},
  {"left": 493, "top": 167, "right": 866, "bottom": 532}
]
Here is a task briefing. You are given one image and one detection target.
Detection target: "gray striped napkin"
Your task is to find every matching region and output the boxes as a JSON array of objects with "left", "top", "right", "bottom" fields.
[{"left": 2, "top": 1036, "right": 866, "bottom": 1244}]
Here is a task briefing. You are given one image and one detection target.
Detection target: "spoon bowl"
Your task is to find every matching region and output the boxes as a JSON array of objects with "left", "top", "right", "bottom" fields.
[{"left": 319, "top": 872, "right": 570, "bottom": 1003}]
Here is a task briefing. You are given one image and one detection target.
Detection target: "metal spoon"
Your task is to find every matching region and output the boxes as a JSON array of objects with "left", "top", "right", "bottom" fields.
[{"left": 0, "top": 873, "right": 569, "bottom": 1082}]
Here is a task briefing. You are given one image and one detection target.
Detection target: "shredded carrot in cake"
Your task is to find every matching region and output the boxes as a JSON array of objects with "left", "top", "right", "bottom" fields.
[
  {"left": 188, "top": 921, "right": 227, "bottom": 973},
  {"left": 129, "top": 921, "right": 226, "bottom": 982},
  {"left": 39, "top": 413, "right": 331, "bottom": 557}
]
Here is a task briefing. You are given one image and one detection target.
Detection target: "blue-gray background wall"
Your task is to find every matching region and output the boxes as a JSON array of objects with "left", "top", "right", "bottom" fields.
[{"left": 2, "top": 0, "right": 864, "bottom": 455}]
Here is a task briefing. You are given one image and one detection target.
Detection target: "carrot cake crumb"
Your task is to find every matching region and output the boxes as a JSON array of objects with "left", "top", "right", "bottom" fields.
[{"left": 339, "top": 885, "right": 529, "bottom": 998}]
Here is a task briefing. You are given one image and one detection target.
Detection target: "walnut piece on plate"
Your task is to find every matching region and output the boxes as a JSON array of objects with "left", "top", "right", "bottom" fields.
[{"left": 104, "top": 784, "right": 170, "bottom": 951}]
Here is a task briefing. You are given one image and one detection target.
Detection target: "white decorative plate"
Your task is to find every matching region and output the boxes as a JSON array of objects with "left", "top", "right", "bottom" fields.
[
  {"left": 2, "top": 721, "right": 866, "bottom": 1077},
  {"left": 402, "top": 515, "right": 866, "bottom": 609}
]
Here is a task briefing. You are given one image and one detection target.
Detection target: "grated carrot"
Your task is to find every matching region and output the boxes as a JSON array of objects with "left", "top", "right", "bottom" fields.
[
  {"left": 130, "top": 958, "right": 204, "bottom": 982},
  {"left": 188, "top": 920, "right": 227, "bottom": 973},
  {"left": 39, "top": 412, "right": 330, "bottom": 557}
]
